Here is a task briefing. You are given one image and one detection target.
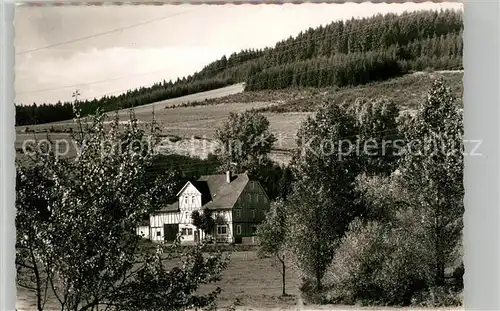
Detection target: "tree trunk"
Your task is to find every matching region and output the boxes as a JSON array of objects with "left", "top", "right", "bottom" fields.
[
  {"left": 279, "top": 255, "right": 286, "bottom": 296},
  {"left": 316, "top": 268, "right": 322, "bottom": 291},
  {"left": 434, "top": 222, "right": 445, "bottom": 286},
  {"left": 28, "top": 242, "right": 44, "bottom": 311},
  {"left": 435, "top": 246, "right": 446, "bottom": 286}
]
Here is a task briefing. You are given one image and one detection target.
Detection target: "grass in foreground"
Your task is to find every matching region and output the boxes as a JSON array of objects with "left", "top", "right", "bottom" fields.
[{"left": 17, "top": 251, "right": 302, "bottom": 310}]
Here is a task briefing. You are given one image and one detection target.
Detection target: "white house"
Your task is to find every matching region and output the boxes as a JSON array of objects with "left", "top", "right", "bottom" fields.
[
  {"left": 136, "top": 220, "right": 150, "bottom": 239},
  {"left": 140, "top": 171, "right": 270, "bottom": 244}
]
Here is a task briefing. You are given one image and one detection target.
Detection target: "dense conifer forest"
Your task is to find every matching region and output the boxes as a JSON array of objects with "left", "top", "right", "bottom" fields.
[{"left": 16, "top": 9, "right": 462, "bottom": 126}]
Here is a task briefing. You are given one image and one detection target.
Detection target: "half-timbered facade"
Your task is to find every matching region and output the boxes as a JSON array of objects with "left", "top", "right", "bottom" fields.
[{"left": 140, "top": 171, "right": 270, "bottom": 244}]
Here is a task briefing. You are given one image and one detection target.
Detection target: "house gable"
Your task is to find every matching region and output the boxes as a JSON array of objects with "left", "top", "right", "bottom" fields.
[
  {"left": 176, "top": 181, "right": 201, "bottom": 197},
  {"left": 178, "top": 182, "right": 203, "bottom": 212},
  {"left": 252, "top": 180, "right": 271, "bottom": 204},
  {"left": 232, "top": 180, "right": 270, "bottom": 221},
  {"left": 231, "top": 179, "right": 271, "bottom": 238}
]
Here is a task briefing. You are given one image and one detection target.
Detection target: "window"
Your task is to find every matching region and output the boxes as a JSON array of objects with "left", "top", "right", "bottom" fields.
[
  {"left": 184, "top": 196, "right": 188, "bottom": 205},
  {"left": 191, "top": 196, "right": 195, "bottom": 204},
  {"left": 236, "top": 225, "right": 241, "bottom": 235},
  {"left": 188, "top": 228, "right": 193, "bottom": 235},
  {"left": 235, "top": 209, "right": 241, "bottom": 217},
  {"left": 156, "top": 231, "right": 161, "bottom": 237},
  {"left": 251, "top": 209, "right": 255, "bottom": 219},
  {"left": 217, "top": 225, "right": 227, "bottom": 235},
  {"left": 181, "top": 228, "right": 187, "bottom": 235}
]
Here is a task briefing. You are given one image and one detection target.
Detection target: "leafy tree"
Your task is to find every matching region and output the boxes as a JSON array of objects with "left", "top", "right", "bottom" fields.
[
  {"left": 214, "top": 109, "right": 276, "bottom": 176},
  {"left": 396, "top": 78, "right": 464, "bottom": 287},
  {"left": 191, "top": 208, "right": 216, "bottom": 239},
  {"left": 16, "top": 109, "right": 228, "bottom": 311},
  {"left": 354, "top": 172, "right": 405, "bottom": 222},
  {"left": 213, "top": 111, "right": 294, "bottom": 202},
  {"left": 345, "top": 97, "right": 401, "bottom": 176},
  {"left": 16, "top": 165, "right": 53, "bottom": 311},
  {"left": 317, "top": 79, "right": 463, "bottom": 306},
  {"left": 256, "top": 200, "right": 289, "bottom": 296},
  {"left": 287, "top": 103, "right": 361, "bottom": 290},
  {"left": 276, "top": 166, "right": 295, "bottom": 202}
]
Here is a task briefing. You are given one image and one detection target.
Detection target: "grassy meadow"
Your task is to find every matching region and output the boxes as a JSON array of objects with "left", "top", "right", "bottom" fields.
[
  {"left": 16, "top": 250, "right": 463, "bottom": 311},
  {"left": 15, "top": 71, "right": 463, "bottom": 166}
]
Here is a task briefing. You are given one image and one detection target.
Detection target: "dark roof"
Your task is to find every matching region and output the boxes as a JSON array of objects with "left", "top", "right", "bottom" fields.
[
  {"left": 191, "top": 180, "right": 212, "bottom": 205},
  {"left": 156, "top": 201, "right": 179, "bottom": 213},
  {"left": 198, "top": 173, "right": 249, "bottom": 210},
  {"left": 155, "top": 173, "right": 250, "bottom": 213}
]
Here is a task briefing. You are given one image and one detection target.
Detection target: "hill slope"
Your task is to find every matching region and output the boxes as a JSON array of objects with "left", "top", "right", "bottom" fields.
[
  {"left": 16, "top": 71, "right": 463, "bottom": 167},
  {"left": 16, "top": 9, "right": 462, "bottom": 126},
  {"left": 173, "top": 70, "right": 463, "bottom": 113}
]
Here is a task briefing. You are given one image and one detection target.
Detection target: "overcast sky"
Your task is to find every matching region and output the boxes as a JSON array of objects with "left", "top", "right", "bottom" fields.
[{"left": 15, "top": 2, "right": 462, "bottom": 105}]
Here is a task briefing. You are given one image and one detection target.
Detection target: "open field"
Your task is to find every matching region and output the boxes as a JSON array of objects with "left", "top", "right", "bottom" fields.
[
  {"left": 16, "top": 251, "right": 463, "bottom": 311},
  {"left": 15, "top": 105, "right": 306, "bottom": 164},
  {"left": 15, "top": 71, "right": 463, "bottom": 166},
  {"left": 31, "top": 83, "right": 246, "bottom": 127},
  {"left": 179, "top": 71, "right": 463, "bottom": 113},
  {"left": 114, "top": 83, "right": 246, "bottom": 116},
  {"left": 16, "top": 104, "right": 307, "bottom": 164},
  {"left": 16, "top": 251, "right": 301, "bottom": 310}
]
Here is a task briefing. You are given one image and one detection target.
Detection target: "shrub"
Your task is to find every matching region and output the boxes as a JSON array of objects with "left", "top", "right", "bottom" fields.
[
  {"left": 168, "top": 136, "right": 182, "bottom": 143},
  {"left": 300, "top": 278, "right": 330, "bottom": 305},
  {"left": 324, "top": 214, "right": 433, "bottom": 306},
  {"left": 451, "top": 262, "right": 464, "bottom": 289},
  {"left": 411, "top": 286, "right": 463, "bottom": 307}
]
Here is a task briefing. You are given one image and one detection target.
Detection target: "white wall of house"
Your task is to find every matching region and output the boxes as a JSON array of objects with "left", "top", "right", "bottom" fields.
[
  {"left": 150, "top": 212, "right": 180, "bottom": 241},
  {"left": 214, "top": 210, "right": 233, "bottom": 243},
  {"left": 178, "top": 223, "right": 200, "bottom": 243},
  {"left": 142, "top": 182, "right": 238, "bottom": 243},
  {"left": 136, "top": 225, "right": 150, "bottom": 239},
  {"left": 149, "top": 182, "right": 205, "bottom": 242},
  {"left": 179, "top": 182, "right": 202, "bottom": 212}
]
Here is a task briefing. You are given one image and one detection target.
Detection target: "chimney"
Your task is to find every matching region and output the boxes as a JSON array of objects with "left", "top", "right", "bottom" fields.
[{"left": 226, "top": 170, "right": 231, "bottom": 183}]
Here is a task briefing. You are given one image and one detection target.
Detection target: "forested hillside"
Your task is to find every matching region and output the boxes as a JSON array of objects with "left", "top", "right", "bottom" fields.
[{"left": 16, "top": 9, "right": 462, "bottom": 126}]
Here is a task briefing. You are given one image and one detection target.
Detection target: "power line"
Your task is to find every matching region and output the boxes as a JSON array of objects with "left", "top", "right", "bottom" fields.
[
  {"left": 18, "top": 9, "right": 457, "bottom": 97},
  {"left": 15, "top": 10, "right": 193, "bottom": 55},
  {"left": 17, "top": 67, "right": 176, "bottom": 95}
]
